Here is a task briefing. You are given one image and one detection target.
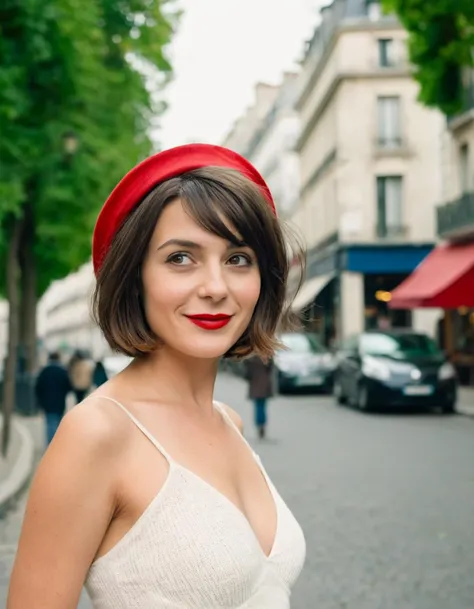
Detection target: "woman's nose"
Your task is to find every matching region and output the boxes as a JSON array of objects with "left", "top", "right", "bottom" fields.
[{"left": 198, "top": 264, "right": 228, "bottom": 300}]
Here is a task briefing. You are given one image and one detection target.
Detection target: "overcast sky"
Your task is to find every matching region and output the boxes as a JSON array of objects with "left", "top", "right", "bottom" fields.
[{"left": 157, "top": 0, "right": 321, "bottom": 149}]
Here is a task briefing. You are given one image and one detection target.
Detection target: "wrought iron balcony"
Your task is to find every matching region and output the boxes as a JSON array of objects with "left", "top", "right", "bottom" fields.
[{"left": 437, "top": 192, "right": 474, "bottom": 240}]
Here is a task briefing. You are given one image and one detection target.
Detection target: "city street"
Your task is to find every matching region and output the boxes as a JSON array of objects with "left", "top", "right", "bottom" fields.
[{"left": 1, "top": 372, "right": 474, "bottom": 608}]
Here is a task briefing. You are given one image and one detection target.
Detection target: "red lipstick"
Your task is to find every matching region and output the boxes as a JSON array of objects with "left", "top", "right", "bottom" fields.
[{"left": 186, "top": 314, "right": 232, "bottom": 330}]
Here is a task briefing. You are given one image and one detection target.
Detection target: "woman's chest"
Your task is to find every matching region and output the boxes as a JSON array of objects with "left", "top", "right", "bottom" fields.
[
  {"left": 115, "top": 426, "right": 278, "bottom": 555},
  {"left": 88, "top": 467, "right": 306, "bottom": 608}
]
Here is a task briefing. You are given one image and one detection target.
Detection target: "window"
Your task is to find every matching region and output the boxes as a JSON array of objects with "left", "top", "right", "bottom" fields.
[
  {"left": 376, "top": 176, "right": 403, "bottom": 237},
  {"left": 377, "top": 96, "right": 402, "bottom": 148},
  {"left": 460, "top": 143, "right": 470, "bottom": 193},
  {"left": 360, "top": 333, "right": 441, "bottom": 357},
  {"left": 366, "top": 0, "right": 381, "bottom": 21},
  {"left": 378, "top": 38, "right": 394, "bottom": 67}
]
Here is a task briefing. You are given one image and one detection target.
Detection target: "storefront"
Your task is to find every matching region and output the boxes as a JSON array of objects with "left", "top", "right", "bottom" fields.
[
  {"left": 390, "top": 241, "right": 474, "bottom": 384},
  {"left": 292, "top": 242, "right": 434, "bottom": 345}
]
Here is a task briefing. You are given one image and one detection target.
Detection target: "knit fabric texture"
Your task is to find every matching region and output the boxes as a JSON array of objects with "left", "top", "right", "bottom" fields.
[{"left": 85, "top": 398, "right": 306, "bottom": 608}]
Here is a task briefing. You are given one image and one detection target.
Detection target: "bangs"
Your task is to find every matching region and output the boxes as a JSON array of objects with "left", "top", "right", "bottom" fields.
[{"left": 178, "top": 168, "right": 273, "bottom": 256}]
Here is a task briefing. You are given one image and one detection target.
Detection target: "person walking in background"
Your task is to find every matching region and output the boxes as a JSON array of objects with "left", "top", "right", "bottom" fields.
[
  {"left": 34, "top": 352, "right": 72, "bottom": 445},
  {"left": 92, "top": 359, "right": 108, "bottom": 387},
  {"left": 68, "top": 350, "right": 93, "bottom": 403},
  {"left": 245, "top": 355, "right": 274, "bottom": 439}
]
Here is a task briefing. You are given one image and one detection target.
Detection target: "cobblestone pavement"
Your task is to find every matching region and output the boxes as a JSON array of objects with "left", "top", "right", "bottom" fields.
[{"left": 1, "top": 372, "right": 474, "bottom": 608}]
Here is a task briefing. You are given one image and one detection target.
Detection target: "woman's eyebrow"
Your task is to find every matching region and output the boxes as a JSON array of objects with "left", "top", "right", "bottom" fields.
[
  {"left": 156, "top": 238, "right": 249, "bottom": 251},
  {"left": 156, "top": 239, "right": 201, "bottom": 251}
]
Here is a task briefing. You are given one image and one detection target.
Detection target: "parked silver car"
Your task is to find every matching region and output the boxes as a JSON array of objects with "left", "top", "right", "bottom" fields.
[{"left": 275, "top": 332, "right": 335, "bottom": 394}]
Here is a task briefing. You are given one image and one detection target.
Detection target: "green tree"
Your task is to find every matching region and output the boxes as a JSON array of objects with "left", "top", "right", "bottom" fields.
[
  {"left": 382, "top": 0, "right": 474, "bottom": 115},
  {"left": 0, "top": 0, "right": 178, "bottom": 454}
]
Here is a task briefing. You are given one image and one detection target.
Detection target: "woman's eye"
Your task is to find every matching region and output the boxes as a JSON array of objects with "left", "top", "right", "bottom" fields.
[
  {"left": 228, "top": 254, "right": 252, "bottom": 266},
  {"left": 167, "top": 252, "right": 192, "bottom": 265}
]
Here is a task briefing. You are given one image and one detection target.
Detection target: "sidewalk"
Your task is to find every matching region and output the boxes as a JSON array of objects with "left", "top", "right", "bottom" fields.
[
  {"left": 457, "top": 387, "right": 474, "bottom": 417},
  {"left": 0, "top": 413, "right": 43, "bottom": 516}
]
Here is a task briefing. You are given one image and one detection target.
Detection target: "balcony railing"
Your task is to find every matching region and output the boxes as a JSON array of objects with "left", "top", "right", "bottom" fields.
[
  {"left": 376, "top": 224, "right": 408, "bottom": 239},
  {"left": 437, "top": 192, "right": 474, "bottom": 240},
  {"left": 374, "top": 137, "right": 410, "bottom": 158}
]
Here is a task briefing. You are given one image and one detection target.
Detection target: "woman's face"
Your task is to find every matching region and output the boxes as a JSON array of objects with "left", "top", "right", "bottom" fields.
[{"left": 141, "top": 199, "right": 261, "bottom": 359}]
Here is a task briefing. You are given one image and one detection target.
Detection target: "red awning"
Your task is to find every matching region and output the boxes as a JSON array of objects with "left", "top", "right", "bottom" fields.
[{"left": 390, "top": 242, "right": 474, "bottom": 309}]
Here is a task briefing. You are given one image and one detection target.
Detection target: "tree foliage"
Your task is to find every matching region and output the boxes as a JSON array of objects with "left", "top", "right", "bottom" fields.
[
  {"left": 0, "top": 0, "right": 178, "bottom": 293},
  {"left": 382, "top": 0, "right": 474, "bottom": 115}
]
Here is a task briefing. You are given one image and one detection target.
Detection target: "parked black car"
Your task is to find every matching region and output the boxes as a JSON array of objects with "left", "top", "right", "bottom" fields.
[
  {"left": 275, "top": 332, "right": 335, "bottom": 394},
  {"left": 332, "top": 330, "right": 457, "bottom": 412}
]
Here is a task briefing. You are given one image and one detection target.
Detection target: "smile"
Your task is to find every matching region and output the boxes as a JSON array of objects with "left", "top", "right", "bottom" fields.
[{"left": 185, "top": 314, "right": 232, "bottom": 330}]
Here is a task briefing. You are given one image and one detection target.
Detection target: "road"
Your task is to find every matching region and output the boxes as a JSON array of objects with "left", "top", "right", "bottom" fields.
[{"left": 1, "top": 372, "right": 474, "bottom": 608}]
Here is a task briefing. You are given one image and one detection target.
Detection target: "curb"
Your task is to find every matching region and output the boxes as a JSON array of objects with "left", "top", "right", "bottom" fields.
[
  {"left": 457, "top": 408, "right": 474, "bottom": 419},
  {"left": 0, "top": 419, "right": 35, "bottom": 516}
]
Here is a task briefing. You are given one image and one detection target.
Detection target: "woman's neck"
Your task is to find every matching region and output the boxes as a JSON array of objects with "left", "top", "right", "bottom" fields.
[{"left": 122, "top": 348, "right": 220, "bottom": 415}]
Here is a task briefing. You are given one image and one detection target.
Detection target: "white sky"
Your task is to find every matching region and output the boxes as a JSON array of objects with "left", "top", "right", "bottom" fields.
[{"left": 157, "top": 0, "right": 321, "bottom": 149}]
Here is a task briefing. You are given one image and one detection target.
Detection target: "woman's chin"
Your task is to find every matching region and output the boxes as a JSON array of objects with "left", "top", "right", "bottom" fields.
[{"left": 173, "top": 337, "right": 238, "bottom": 361}]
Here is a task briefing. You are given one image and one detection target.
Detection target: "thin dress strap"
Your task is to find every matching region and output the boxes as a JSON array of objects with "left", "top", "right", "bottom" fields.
[
  {"left": 92, "top": 395, "right": 172, "bottom": 463},
  {"left": 213, "top": 400, "right": 261, "bottom": 463},
  {"left": 213, "top": 400, "right": 242, "bottom": 435}
]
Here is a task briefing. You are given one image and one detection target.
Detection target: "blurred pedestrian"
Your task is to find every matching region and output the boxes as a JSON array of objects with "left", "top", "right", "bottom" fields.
[
  {"left": 68, "top": 350, "right": 93, "bottom": 403},
  {"left": 92, "top": 359, "right": 108, "bottom": 387},
  {"left": 9, "top": 144, "right": 306, "bottom": 607},
  {"left": 245, "top": 355, "right": 274, "bottom": 439},
  {"left": 34, "top": 352, "right": 72, "bottom": 445}
]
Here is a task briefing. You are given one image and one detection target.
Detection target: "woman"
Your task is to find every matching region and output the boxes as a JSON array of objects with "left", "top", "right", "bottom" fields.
[
  {"left": 8, "top": 144, "right": 306, "bottom": 609},
  {"left": 245, "top": 355, "right": 274, "bottom": 439}
]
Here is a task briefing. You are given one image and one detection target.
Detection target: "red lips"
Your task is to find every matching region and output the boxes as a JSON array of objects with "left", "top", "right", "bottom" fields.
[{"left": 186, "top": 314, "right": 232, "bottom": 330}]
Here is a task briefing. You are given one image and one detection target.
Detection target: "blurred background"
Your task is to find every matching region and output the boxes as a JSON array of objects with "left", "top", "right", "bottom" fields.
[{"left": 1, "top": 1, "right": 474, "bottom": 608}]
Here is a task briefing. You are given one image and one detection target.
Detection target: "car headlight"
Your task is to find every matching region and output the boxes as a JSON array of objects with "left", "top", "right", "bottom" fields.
[
  {"left": 362, "top": 355, "right": 391, "bottom": 381},
  {"left": 438, "top": 362, "right": 456, "bottom": 380}
]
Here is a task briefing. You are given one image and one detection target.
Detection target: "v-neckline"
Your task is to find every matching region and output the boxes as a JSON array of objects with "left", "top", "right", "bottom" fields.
[
  {"left": 211, "top": 401, "right": 280, "bottom": 559},
  {"left": 171, "top": 454, "right": 280, "bottom": 560},
  {"left": 92, "top": 395, "right": 280, "bottom": 561}
]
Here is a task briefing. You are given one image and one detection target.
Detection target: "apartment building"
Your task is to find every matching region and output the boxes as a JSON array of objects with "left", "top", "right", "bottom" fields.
[
  {"left": 222, "top": 77, "right": 299, "bottom": 218},
  {"left": 390, "top": 68, "right": 474, "bottom": 382},
  {"left": 292, "top": 0, "right": 444, "bottom": 344},
  {"left": 223, "top": 82, "right": 279, "bottom": 156},
  {"left": 37, "top": 262, "right": 108, "bottom": 359}
]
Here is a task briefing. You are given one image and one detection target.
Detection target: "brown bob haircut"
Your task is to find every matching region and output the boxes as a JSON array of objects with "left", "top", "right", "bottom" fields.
[{"left": 92, "top": 166, "right": 304, "bottom": 360}]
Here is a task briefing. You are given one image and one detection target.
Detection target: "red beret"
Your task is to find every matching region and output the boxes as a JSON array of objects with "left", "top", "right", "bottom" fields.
[{"left": 92, "top": 143, "right": 276, "bottom": 275}]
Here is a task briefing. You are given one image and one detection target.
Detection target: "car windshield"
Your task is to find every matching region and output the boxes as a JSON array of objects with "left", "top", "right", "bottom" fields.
[
  {"left": 280, "top": 333, "right": 326, "bottom": 354},
  {"left": 360, "top": 333, "right": 441, "bottom": 357}
]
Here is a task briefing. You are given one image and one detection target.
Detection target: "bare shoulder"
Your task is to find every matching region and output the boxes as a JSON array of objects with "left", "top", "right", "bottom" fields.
[
  {"left": 52, "top": 394, "right": 133, "bottom": 459},
  {"left": 6, "top": 396, "right": 134, "bottom": 608},
  {"left": 219, "top": 402, "right": 244, "bottom": 435}
]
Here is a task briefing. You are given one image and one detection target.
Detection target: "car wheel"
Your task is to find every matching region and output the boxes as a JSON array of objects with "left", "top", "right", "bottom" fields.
[
  {"left": 441, "top": 401, "right": 456, "bottom": 415},
  {"left": 277, "top": 377, "right": 289, "bottom": 395},
  {"left": 333, "top": 377, "right": 347, "bottom": 404},
  {"left": 356, "top": 383, "right": 372, "bottom": 412}
]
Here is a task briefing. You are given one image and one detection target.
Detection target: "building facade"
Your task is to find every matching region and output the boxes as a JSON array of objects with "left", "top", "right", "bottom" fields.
[
  {"left": 391, "top": 68, "right": 474, "bottom": 384},
  {"left": 242, "top": 73, "right": 301, "bottom": 218},
  {"left": 222, "top": 76, "right": 302, "bottom": 220},
  {"left": 292, "top": 0, "right": 444, "bottom": 344},
  {"left": 222, "top": 82, "right": 279, "bottom": 156},
  {"left": 37, "top": 262, "right": 108, "bottom": 360}
]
